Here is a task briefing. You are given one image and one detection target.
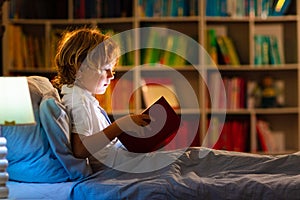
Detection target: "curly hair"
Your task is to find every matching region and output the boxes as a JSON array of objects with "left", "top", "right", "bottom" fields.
[{"left": 52, "top": 27, "right": 119, "bottom": 90}]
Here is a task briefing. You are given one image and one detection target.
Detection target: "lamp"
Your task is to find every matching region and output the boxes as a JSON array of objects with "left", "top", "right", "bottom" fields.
[{"left": 0, "top": 76, "right": 35, "bottom": 198}]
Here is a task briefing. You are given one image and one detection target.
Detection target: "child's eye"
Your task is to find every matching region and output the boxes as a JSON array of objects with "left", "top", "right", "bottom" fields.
[
  {"left": 101, "top": 69, "right": 115, "bottom": 75},
  {"left": 106, "top": 69, "right": 115, "bottom": 74}
]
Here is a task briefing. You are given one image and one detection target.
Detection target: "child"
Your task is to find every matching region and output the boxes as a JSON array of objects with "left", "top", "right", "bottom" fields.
[{"left": 52, "top": 27, "right": 150, "bottom": 171}]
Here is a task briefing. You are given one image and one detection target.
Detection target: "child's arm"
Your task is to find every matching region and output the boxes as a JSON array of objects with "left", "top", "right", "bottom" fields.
[{"left": 71, "top": 114, "right": 150, "bottom": 158}]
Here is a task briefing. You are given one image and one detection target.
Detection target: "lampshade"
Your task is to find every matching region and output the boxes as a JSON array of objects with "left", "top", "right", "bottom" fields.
[{"left": 0, "top": 77, "right": 35, "bottom": 126}]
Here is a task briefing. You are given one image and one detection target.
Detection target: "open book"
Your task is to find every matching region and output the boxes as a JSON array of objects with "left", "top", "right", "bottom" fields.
[{"left": 117, "top": 96, "right": 180, "bottom": 153}]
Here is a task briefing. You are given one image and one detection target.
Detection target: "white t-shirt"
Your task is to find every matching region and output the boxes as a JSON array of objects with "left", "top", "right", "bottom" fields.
[
  {"left": 61, "top": 84, "right": 120, "bottom": 171},
  {"left": 61, "top": 84, "right": 110, "bottom": 136}
]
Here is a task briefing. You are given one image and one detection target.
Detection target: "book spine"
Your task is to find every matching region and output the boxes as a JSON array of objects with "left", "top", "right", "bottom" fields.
[
  {"left": 254, "top": 34, "right": 264, "bottom": 65},
  {"left": 275, "top": 79, "right": 285, "bottom": 107},
  {"left": 269, "top": 35, "right": 282, "bottom": 65},
  {"left": 216, "top": 36, "right": 231, "bottom": 65},
  {"left": 222, "top": 36, "right": 240, "bottom": 66},
  {"left": 206, "top": 29, "right": 218, "bottom": 64},
  {"left": 206, "top": 0, "right": 219, "bottom": 16}
]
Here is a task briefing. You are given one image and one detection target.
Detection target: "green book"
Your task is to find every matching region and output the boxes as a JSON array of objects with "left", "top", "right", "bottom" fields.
[
  {"left": 142, "top": 30, "right": 162, "bottom": 65},
  {"left": 254, "top": 35, "right": 264, "bottom": 65},
  {"left": 269, "top": 35, "right": 282, "bottom": 65},
  {"left": 206, "top": 29, "right": 218, "bottom": 64}
]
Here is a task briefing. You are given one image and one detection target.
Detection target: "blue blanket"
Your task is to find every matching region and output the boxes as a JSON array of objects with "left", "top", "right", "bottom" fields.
[{"left": 69, "top": 147, "right": 300, "bottom": 200}]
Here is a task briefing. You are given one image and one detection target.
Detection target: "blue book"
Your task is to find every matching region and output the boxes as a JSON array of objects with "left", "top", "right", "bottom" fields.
[
  {"left": 206, "top": 0, "right": 219, "bottom": 16},
  {"left": 169, "top": 0, "right": 178, "bottom": 16},
  {"left": 145, "top": 0, "right": 154, "bottom": 17}
]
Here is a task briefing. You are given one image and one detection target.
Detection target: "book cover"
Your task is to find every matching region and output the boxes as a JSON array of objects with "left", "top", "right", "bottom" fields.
[{"left": 117, "top": 96, "right": 180, "bottom": 153}]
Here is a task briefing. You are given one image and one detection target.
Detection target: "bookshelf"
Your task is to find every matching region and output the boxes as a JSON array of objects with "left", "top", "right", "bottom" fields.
[{"left": 2, "top": 0, "right": 300, "bottom": 154}]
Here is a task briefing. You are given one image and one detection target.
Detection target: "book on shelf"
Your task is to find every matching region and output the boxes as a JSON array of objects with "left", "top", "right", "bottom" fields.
[
  {"left": 226, "top": 0, "right": 246, "bottom": 17},
  {"left": 205, "top": 0, "right": 292, "bottom": 17},
  {"left": 208, "top": 71, "right": 226, "bottom": 109},
  {"left": 206, "top": 29, "right": 218, "bottom": 65},
  {"left": 141, "top": 78, "right": 179, "bottom": 110},
  {"left": 7, "top": 25, "right": 46, "bottom": 69},
  {"left": 73, "top": 0, "right": 131, "bottom": 18},
  {"left": 163, "top": 119, "right": 200, "bottom": 151},
  {"left": 262, "top": 35, "right": 270, "bottom": 65},
  {"left": 206, "top": 0, "right": 222, "bottom": 16},
  {"left": 96, "top": 78, "right": 135, "bottom": 113},
  {"left": 254, "top": 25, "right": 284, "bottom": 66},
  {"left": 123, "top": 31, "right": 134, "bottom": 66},
  {"left": 274, "top": 79, "right": 285, "bottom": 107},
  {"left": 247, "top": 80, "right": 260, "bottom": 109},
  {"left": 142, "top": 29, "right": 163, "bottom": 65},
  {"left": 160, "top": 34, "right": 187, "bottom": 66},
  {"left": 269, "top": 35, "right": 282, "bottom": 65},
  {"left": 111, "top": 78, "right": 135, "bottom": 111},
  {"left": 216, "top": 35, "right": 240, "bottom": 66},
  {"left": 254, "top": 34, "right": 264, "bottom": 65},
  {"left": 221, "top": 36, "right": 240, "bottom": 66},
  {"left": 117, "top": 96, "right": 180, "bottom": 153},
  {"left": 203, "top": 117, "right": 222, "bottom": 148},
  {"left": 10, "top": 0, "right": 68, "bottom": 19},
  {"left": 6, "top": 24, "right": 21, "bottom": 69},
  {"left": 260, "top": 0, "right": 292, "bottom": 17},
  {"left": 254, "top": 34, "right": 274, "bottom": 65},
  {"left": 138, "top": 0, "right": 197, "bottom": 17},
  {"left": 50, "top": 29, "right": 64, "bottom": 68},
  {"left": 256, "top": 119, "right": 286, "bottom": 153},
  {"left": 93, "top": 29, "right": 134, "bottom": 66},
  {"left": 216, "top": 36, "right": 231, "bottom": 65},
  {"left": 209, "top": 118, "right": 249, "bottom": 152},
  {"left": 208, "top": 73, "right": 246, "bottom": 109},
  {"left": 229, "top": 77, "right": 246, "bottom": 109}
]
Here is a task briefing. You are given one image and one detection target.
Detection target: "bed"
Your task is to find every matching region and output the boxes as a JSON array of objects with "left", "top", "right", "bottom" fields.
[
  {"left": 7, "top": 148, "right": 300, "bottom": 200},
  {"left": 3, "top": 76, "right": 300, "bottom": 200}
]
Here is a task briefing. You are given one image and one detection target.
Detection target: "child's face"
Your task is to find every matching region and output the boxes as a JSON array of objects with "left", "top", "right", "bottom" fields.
[{"left": 94, "top": 61, "right": 115, "bottom": 94}]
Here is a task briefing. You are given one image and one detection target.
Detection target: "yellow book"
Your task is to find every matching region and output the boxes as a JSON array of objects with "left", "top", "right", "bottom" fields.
[{"left": 222, "top": 36, "right": 240, "bottom": 66}]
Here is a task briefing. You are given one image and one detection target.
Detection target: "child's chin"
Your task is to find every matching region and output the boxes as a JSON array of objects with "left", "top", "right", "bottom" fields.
[{"left": 95, "top": 89, "right": 106, "bottom": 95}]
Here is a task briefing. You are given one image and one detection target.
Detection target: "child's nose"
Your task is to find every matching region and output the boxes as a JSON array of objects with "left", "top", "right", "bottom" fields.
[{"left": 107, "top": 70, "right": 115, "bottom": 79}]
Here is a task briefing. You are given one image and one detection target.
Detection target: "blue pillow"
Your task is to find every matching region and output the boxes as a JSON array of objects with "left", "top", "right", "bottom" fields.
[
  {"left": 2, "top": 103, "right": 70, "bottom": 183},
  {"left": 39, "top": 97, "right": 92, "bottom": 180},
  {"left": 3, "top": 76, "right": 92, "bottom": 183}
]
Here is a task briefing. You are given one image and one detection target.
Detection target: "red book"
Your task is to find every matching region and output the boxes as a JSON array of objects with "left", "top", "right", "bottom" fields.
[{"left": 118, "top": 96, "right": 180, "bottom": 153}]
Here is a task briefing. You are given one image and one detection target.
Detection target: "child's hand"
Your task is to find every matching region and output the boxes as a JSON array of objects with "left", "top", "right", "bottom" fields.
[{"left": 115, "top": 114, "right": 151, "bottom": 137}]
